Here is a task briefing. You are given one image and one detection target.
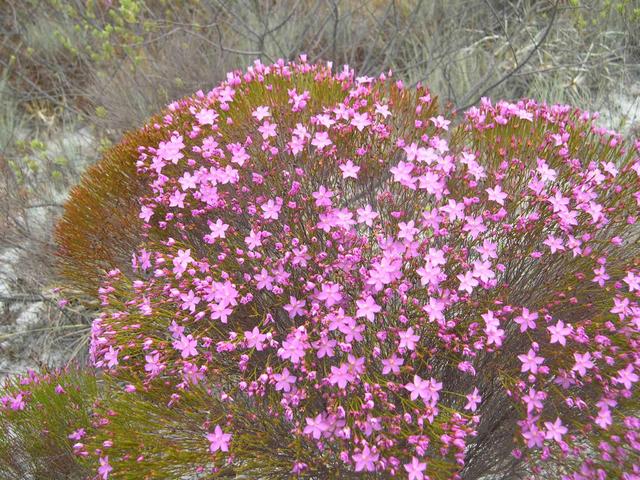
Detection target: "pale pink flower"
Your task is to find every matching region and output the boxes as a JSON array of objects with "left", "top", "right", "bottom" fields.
[{"left": 206, "top": 425, "right": 232, "bottom": 452}]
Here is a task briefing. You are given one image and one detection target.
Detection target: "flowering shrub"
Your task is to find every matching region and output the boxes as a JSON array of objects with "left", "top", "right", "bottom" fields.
[
  {"left": 0, "top": 366, "right": 95, "bottom": 480},
  {"left": 53, "top": 58, "right": 640, "bottom": 478}
]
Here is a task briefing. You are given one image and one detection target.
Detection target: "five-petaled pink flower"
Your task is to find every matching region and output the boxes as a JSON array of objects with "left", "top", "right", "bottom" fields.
[
  {"left": 206, "top": 425, "right": 232, "bottom": 453},
  {"left": 352, "top": 445, "right": 379, "bottom": 472},
  {"left": 404, "top": 456, "right": 427, "bottom": 480},
  {"left": 405, "top": 374, "right": 442, "bottom": 406},
  {"left": 98, "top": 456, "right": 112, "bottom": 479},
  {"left": 518, "top": 348, "right": 545, "bottom": 375}
]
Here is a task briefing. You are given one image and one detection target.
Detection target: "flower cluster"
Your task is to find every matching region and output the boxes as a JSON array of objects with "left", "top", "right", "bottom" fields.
[
  {"left": 76, "top": 58, "right": 640, "bottom": 478},
  {"left": 0, "top": 366, "right": 96, "bottom": 479}
]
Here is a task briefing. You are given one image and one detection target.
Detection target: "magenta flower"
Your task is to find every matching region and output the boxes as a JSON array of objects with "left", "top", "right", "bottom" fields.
[
  {"left": 311, "top": 131, "right": 332, "bottom": 150},
  {"left": 352, "top": 445, "right": 379, "bottom": 472},
  {"left": 572, "top": 352, "right": 594, "bottom": 377},
  {"left": 206, "top": 425, "right": 232, "bottom": 453},
  {"left": 404, "top": 456, "right": 427, "bottom": 480},
  {"left": 98, "top": 456, "right": 112, "bottom": 479},
  {"left": 547, "top": 320, "right": 572, "bottom": 346},
  {"left": 261, "top": 198, "right": 282, "bottom": 220},
  {"left": 339, "top": 160, "right": 360, "bottom": 179},
  {"left": 329, "top": 363, "right": 355, "bottom": 389},
  {"left": 355, "top": 295, "right": 381, "bottom": 322},
  {"left": 398, "top": 327, "right": 420, "bottom": 351},
  {"left": 273, "top": 367, "right": 296, "bottom": 393},
  {"left": 405, "top": 374, "right": 442, "bottom": 406},
  {"left": 303, "top": 413, "right": 329, "bottom": 440},
  {"left": 544, "top": 417, "right": 567, "bottom": 443},
  {"left": 518, "top": 348, "right": 545, "bottom": 375},
  {"left": 78, "top": 59, "right": 640, "bottom": 479},
  {"left": 465, "top": 387, "right": 482, "bottom": 412},
  {"left": 252, "top": 106, "right": 270, "bottom": 121},
  {"left": 381, "top": 354, "right": 404, "bottom": 375},
  {"left": 283, "top": 296, "right": 306, "bottom": 319},
  {"left": 173, "top": 334, "right": 197, "bottom": 358}
]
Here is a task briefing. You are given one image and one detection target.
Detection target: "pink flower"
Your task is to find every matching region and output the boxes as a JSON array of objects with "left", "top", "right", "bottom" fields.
[
  {"left": 339, "top": 160, "right": 360, "bottom": 179},
  {"left": 68, "top": 428, "right": 85, "bottom": 441},
  {"left": 254, "top": 268, "right": 274, "bottom": 291},
  {"left": 356, "top": 296, "right": 381, "bottom": 322},
  {"left": 536, "top": 158, "right": 557, "bottom": 182},
  {"left": 210, "top": 302, "right": 233, "bottom": 323},
  {"left": 180, "top": 289, "right": 201, "bottom": 313},
  {"left": 381, "top": 354, "right": 404, "bottom": 375},
  {"left": 283, "top": 296, "right": 306, "bottom": 319},
  {"left": 624, "top": 271, "right": 640, "bottom": 292},
  {"left": 522, "top": 423, "right": 545, "bottom": 448},
  {"left": 312, "top": 186, "right": 334, "bottom": 207},
  {"left": 518, "top": 348, "right": 545, "bottom": 375},
  {"left": 244, "top": 327, "right": 267, "bottom": 351},
  {"left": 548, "top": 191, "right": 570, "bottom": 212},
  {"left": 465, "top": 387, "right": 482, "bottom": 412},
  {"left": 544, "top": 417, "right": 567, "bottom": 443},
  {"left": 543, "top": 235, "right": 565, "bottom": 254},
  {"left": 144, "top": 353, "right": 163, "bottom": 376},
  {"left": 206, "top": 219, "right": 229, "bottom": 241},
  {"left": 329, "top": 363, "right": 355, "bottom": 389},
  {"left": 463, "top": 215, "right": 487, "bottom": 239},
  {"left": 356, "top": 204, "right": 378, "bottom": 226},
  {"left": 472, "top": 260, "right": 495, "bottom": 284},
  {"left": 405, "top": 374, "right": 442, "bottom": 406},
  {"left": 404, "top": 456, "right": 427, "bottom": 480},
  {"left": 172, "top": 248, "right": 192, "bottom": 275},
  {"left": 304, "top": 413, "right": 329, "bottom": 439},
  {"left": 457, "top": 270, "right": 479, "bottom": 294},
  {"left": 9, "top": 393, "right": 25, "bottom": 411},
  {"left": 206, "top": 425, "right": 232, "bottom": 452},
  {"left": 104, "top": 346, "right": 119, "bottom": 369},
  {"left": 486, "top": 185, "right": 507, "bottom": 205},
  {"left": 178, "top": 171, "right": 197, "bottom": 190},
  {"left": 318, "top": 282, "right": 342, "bottom": 307},
  {"left": 311, "top": 131, "right": 332, "bottom": 150},
  {"left": 312, "top": 335, "right": 336, "bottom": 359},
  {"left": 173, "top": 334, "right": 198, "bottom": 358},
  {"left": 375, "top": 103, "right": 391, "bottom": 118},
  {"left": 615, "top": 364, "right": 638, "bottom": 390},
  {"left": 522, "top": 387, "right": 546, "bottom": 413},
  {"left": 273, "top": 367, "right": 297, "bottom": 392},
  {"left": 404, "top": 457, "right": 427, "bottom": 480},
  {"left": 258, "top": 120, "right": 277, "bottom": 139},
  {"left": 352, "top": 445, "right": 379, "bottom": 472},
  {"left": 350, "top": 111, "right": 371, "bottom": 131},
  {"left": 390, "top": 161, "right": 416, "bottom": 189},
  {"left": 398, "top": 327, "right": 420, "bottom": 351},
  {"left": 572, "top": 352, "right": 594, "bottom": 377},
  {"left": 139, "top": 205, "right": 154, "bottom": 222},
  {"left": 252, "top": 105, "right": 271, "bottom": 121},
  {"left": 98, "top": 456, "right": 112, "bottom": 479},
  {"left": 548, "top": 320, "right": 572, "bottom": 346},
  {"left": 157, "top": 134, "right": 184, "bottom": 164},
  {"left": 430, "top": 114, "right": 450, "bottom": 130},
  {"left": 277, "top": 330, "right": 309, "bottom": 364},
  {"left": 244, "top": 229, "right": 262, "bottom": 250},
  {"left": 514, "top": 308, "right": 538, "bottom": 333},
  {"left": 477, "top": 239, "right": 498, "bottom": 260},
  {"left": 196, "top": 108, "right": 218, "bottom": 125},
  {"left": 595, "top": 407, "right": 612, "bottom": 429},
  {"left": 261, "top": 198, "right": 282, "bottom": 220},
  {"left": 398, "top": 220, "right": 419, "bottom": 241}
]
